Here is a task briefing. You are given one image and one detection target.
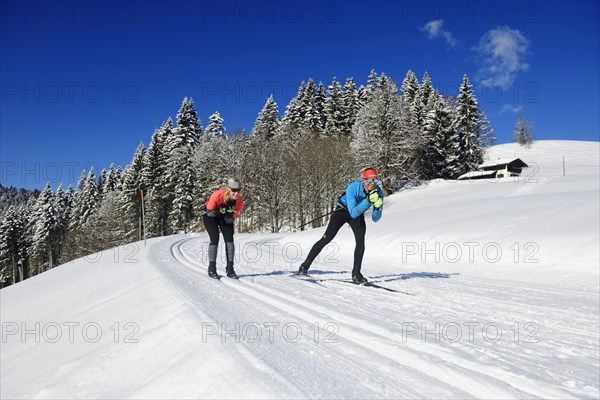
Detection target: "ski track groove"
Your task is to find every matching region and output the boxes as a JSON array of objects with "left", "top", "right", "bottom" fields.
[
  {"left": 177, "top": 237, "right": 568, "bottom": 399},
  {"left": 154, "top": 235, "right": 597, "bottom": 399},
  {"left": 156, "top": 237, "right": 437, "bottom": 398}
]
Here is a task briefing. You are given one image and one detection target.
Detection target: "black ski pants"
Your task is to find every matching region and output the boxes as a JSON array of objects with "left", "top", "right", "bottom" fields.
[
  {"left": 203, "top": 215, "right": 235, "bottom": 268},
  {"left": 301, "top": 208, "right": 366, "bottom": 276},
  {"left": 203, "top": 214, "right": 234, "bottom": 244}
]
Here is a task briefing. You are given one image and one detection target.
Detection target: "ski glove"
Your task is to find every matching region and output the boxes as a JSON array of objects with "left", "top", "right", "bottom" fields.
[
  {"left": 219, "top": 205, "right": 235, "bottom": 214},
  {"left": 224, "top": 215, "right": 234, "bottom": 224},
  {"left": 367, "top": 190, "right": 380, "bottom": 204},
  {"left": 373, "top": 198, "right": 383, "bottom": 210}
]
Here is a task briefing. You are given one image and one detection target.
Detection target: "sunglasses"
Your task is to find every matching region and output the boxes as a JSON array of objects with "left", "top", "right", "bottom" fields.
[
  {"left": 230, "top": 188, "right": 242, "bottom": 193},
  {"left": 364, "top": 178, "right": 380, "bottom": 184}
]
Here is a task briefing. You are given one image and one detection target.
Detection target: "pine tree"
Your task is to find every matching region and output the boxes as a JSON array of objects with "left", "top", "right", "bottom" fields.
[
  {"left": 102, "top": 164, "right": 120, "bottom": 198},
  {"left": 414, "top": 71, "right": 435, "bottom": 129},
  {"left": 362, "top": 69, "right": 379, "bottom": 102},
  {"left": 352, "top": 74, "right": 406, "bottom": 194},
  {"left": 455, "top": 74, "right": 484, "bottom": 173},
  {"left": 325, "top": 77, "right": 346, "bottom": 137},
  {"left": 142, "top": 121, "right": 170, "bottom": 237},
  {"left": 280, "top": 81, "right": 307, "bottom": 140},
  {"left": 53, "top": 184, "right": 69, "bottom": 264},
  {"left": 301, "top": 79, "right": 322, "bottom": 136},
  {"left": 252, "top": 95, "right": 280, "bottom": 142},
  {"left": 342, "top": 77, "right": 360, "bottom": 136},
  {"left": 32, "top": 183, "right": 58, "bottom": 272},
  {"left": 0, "top": 206, "right": 29, "bottom": 285},
  {"left": 176, "top": 97, "right": 202, "bottom": 146},
  {"left": 316, "top": 82, "right": 328, "bottom": 132},
  {"left": 79, "top": 167, "right": 99, "bottom": 226},
  {"left": 423, "top": 96, "right": 461, "bottom": 179},
  {"left": 120, "top": 143, "right": 146, "bottom": 242},
  {"left": 401, "top": 70, "right": 420, "bottom": 107},
  {"left": 169, "top": 145, "right": 195, "bottom": 233},
  {"left": 68, "top": 170, "right": 87, "bottom": 229},
  {"left": 204, "top": 111, "right": 226, "bottom": 138}
]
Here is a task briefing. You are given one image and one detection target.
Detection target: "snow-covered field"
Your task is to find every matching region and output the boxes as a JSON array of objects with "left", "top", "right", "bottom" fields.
[{"left": 1, "top": 140, "right": 599, "bottom": 399}]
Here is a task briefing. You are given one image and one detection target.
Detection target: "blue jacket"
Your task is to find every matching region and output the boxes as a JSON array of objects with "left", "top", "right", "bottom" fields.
[{"left": 337, "top": 181, "right": 384, "bottom": 222}]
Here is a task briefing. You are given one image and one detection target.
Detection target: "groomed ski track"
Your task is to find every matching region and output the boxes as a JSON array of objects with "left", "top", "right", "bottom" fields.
[{"left": 148, "top": 235, "right": 597, "bottom": 399}]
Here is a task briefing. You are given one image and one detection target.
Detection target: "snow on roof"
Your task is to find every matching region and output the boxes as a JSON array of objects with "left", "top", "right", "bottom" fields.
[
  {"left": 479, "top": 158, "right": 528, "bottom": 169},
  {"left": 457, "top": 170, "right": 497, "bottom": 180}
]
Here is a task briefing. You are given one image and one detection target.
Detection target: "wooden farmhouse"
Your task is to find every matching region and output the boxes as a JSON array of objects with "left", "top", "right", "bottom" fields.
[{"left": 458, "top": 158, "right": 529, "bottom": 180}]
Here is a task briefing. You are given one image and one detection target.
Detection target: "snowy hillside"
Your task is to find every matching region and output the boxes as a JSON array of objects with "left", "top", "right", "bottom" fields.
[{"left": 1, "top": 140, "right": 598, "bottom": 399}]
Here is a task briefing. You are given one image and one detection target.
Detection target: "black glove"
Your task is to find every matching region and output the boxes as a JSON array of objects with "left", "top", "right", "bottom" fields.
[{"left": 224, "top": 215, "right": 234, "bottom": 224}]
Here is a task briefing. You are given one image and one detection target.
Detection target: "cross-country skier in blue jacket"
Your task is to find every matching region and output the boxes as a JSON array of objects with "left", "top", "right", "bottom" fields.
[{"left": 297, "top": 167, "right": 384, "bottom": 284}]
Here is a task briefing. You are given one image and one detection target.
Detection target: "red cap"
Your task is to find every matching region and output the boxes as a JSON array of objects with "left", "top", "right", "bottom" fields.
[{"left": 362, "top": 168, "right": 378, "bottom": 179}]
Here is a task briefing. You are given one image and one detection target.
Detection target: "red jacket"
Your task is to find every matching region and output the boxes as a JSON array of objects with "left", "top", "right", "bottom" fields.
[{"left": 206, "top": 189, "right": 244, "bottom": 218}]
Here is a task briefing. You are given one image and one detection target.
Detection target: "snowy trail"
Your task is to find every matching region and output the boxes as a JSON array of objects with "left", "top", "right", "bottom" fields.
[
  {"left": 154, "top": 236, "right": 446, "bottom": 398},
  {"left": 152, "top": 234, "right": 598, "bottom": 399}
]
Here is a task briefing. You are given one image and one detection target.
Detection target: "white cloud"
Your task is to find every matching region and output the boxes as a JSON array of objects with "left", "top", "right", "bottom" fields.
[
  {"left": 420, "top": 19, "right": 459, "bottom": 49},
  {"left": 499, "top": 104, "right": 524, "bottom": 114},
  {"left": 474, "top": 26, "right": 531, "bottom": 89}
]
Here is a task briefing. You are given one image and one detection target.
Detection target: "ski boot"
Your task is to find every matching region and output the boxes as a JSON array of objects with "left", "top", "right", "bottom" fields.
[
  {"left": 352, "top": 273, "right": 368, "bottom": 285},
  {"left": 297, "top": 265, "right": 309, "bottom": 276},
  {"left": 208, "top": 262, "right": 219, "bottom": 279},
  {"left": 226, "top": 263, "right": 238, "bottom": 279}
]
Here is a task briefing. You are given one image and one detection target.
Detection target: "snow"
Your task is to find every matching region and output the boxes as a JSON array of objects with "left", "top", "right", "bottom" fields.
[
  {"left": 2, "top": 140, "right": 599, "bottom": 399},
  {"left": 457, "top": 170, "right": 497, "bottom": 179}
]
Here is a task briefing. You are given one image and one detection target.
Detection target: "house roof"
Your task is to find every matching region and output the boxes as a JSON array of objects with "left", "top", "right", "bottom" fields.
[{"left": 479, "top": 158, "right": 528, "bottom": 170}]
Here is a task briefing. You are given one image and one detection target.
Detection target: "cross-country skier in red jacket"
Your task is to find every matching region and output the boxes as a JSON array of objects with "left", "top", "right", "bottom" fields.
[{"left": 203, "top": 178, "right": 245, "bottom": 279}]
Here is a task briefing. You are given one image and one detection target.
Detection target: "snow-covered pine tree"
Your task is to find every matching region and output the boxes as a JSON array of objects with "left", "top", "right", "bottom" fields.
[
  {"left": 120, "top": 143, "right": 146, "bottom": 242},
  {"left": 78, "top": 167, "right": 100, "bottom": 227},
  {"left": 316, "top": 82, "right": 328, "bottom": 133},
  {"left": 279, "top": 81, "right": 307, "bottom": 141},
  {"left": 325, "top": 77, "right": 346, "bottom": 137},
  {"left": 204, "top": 111, "right": 226, "bottom": 139},
  {"left": 301, "top": 79, "right": 322, "bottom": 136},
  {"left": 422, "top": 95, "right": 461, "bottom": 179},
  {"left": 169, "top": 144, "right": 195, "bottom": 233},
  {"left": 252, "top": 95, "right": 280, "bottom": 142},
  {"left": 398, "top": 70, "right": 422, "bottom": 176},
  {"left": 53, "top": 184, "right": 69, "bottom": 264},
  {"left": 176, "top": 97, "right": 202, "bottom": 146},
  {"left": 352, "top": 73, "right": 405, "bottom": 194},
  {"left": 361, "top": 69, "right": 380, "bottom": 103},
  {"left": 31, "top": 183, "right": 58, "bottom": 272},
  {"left": 342, "top": 77, "right": 360, "bottom": 136},
  {"left": 414, "top": 71, "right": 436, "bottom": 129},
  {"left": 98, "top": 169, "right": 107, "bottom": 201},
  {"left": 0, "top": 206, "right": 29, "bottom": 286},
  {"left": 455, "top": 74, "right": 484, "bottom": 174},
  {"left": 101, "top": 164, "right": 120, "bottom": 199},
  {"left": 142, "top": 121, "right": 170, "bottom": 237},
  {"left": 400, "top": 70, "right": 420, "bottom": 108},
  {"left": 68, "top": 170, "right": 87, "bottom": 230}
]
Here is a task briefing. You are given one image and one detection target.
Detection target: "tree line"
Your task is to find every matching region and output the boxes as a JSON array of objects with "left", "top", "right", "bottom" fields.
[{"left": 0, "top": 70, "right": 495, "bottom": 287}]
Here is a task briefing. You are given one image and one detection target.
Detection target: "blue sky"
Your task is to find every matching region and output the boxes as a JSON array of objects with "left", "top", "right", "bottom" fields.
[{"left": 1, "top": 0, "right": 599, "bottom": 190}]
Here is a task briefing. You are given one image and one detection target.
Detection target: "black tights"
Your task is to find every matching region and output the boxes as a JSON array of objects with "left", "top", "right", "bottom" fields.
[
  {"left": 301, "top": 209, "right": 366, "bottom": 276},
  {"left": 203, "top": 215, "right": 235, "bottom": 269}
]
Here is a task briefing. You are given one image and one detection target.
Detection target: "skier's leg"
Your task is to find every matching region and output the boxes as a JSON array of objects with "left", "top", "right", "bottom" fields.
[
  {"left": 300, "top": 209, "right": 349, "bottom": 272},
  {"left": 348, "top": 214, "right": 366, "bottom": 278},
  {"left": 203, "top": 214, "right": 220, "bottom": 275},
  {"left": 219, "top": 221, "right": 237, "bottom": 277}
]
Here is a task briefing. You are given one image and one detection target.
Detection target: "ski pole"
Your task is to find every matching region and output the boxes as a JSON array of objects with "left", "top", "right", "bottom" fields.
[{"left": 292, "top": 209, "right": 336, "bottom": 232}]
